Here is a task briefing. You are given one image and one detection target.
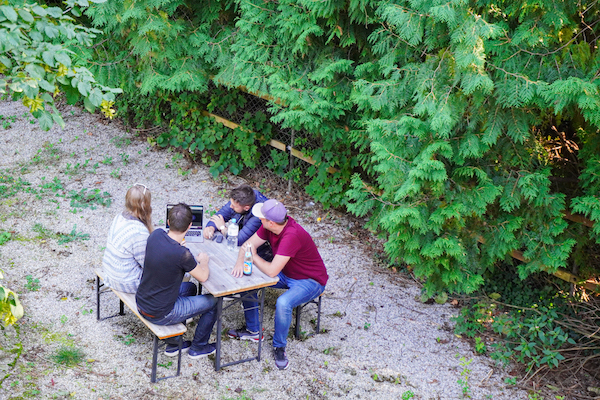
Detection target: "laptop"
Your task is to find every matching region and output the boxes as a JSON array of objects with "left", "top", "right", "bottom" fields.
[{"left": 166, "top": 204, "right": 204, "bottom": 243}]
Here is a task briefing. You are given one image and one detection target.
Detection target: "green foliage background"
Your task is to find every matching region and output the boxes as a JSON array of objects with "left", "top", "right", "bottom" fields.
[
  {"left": 0, "top": 0, "right": 122, "bottom": 130},
  {"left": 78, "top": 0, "right": 600, "bottom": 295}
]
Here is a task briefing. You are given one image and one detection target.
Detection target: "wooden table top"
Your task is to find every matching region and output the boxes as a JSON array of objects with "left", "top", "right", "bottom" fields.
[{"left": 186, "top": 239, "right": 279, "bottom": 297}]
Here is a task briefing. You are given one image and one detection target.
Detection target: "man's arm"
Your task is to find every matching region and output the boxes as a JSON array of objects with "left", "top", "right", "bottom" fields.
[
  {"left": 189, "top": 252, "right": 210, "bottom": 282},
  {"left": 231, "top": 233, "right": 267, "bottom": 277},
  {"left": 204, "top": 201, "right": 234, "bottom": 239},
  {"left": 205, "top": 201, "right": 234, "bottom": 230},
  {"left": 253, "top": 254, "right": 290, "bottom": 278},
  {"left": 237, "top": 213, "right": 262, "bottom": 244}
]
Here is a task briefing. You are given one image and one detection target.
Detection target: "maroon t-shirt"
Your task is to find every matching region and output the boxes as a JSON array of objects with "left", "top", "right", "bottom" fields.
[{"left": 257, "top": 216, "right": 328, "bottom": 286}]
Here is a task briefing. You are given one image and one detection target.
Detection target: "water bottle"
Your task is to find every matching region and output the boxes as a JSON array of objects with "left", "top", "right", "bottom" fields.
[
  {"left": 227, "top": 218, "right": 238, "bottom": 251},
  {"left": 243, "top": 244, "right": 253, "bottom": 276}
]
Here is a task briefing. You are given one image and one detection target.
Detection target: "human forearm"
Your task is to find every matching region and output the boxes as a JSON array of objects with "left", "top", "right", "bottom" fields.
[
  {"left": 252, "top": 254, "right": 290, "bottom": 278},
  {"left": 231, "top": 234, "right": 267, "bottom": 278},
  {"left": 190, "top": 253, "right": 210, "bottom": 282}
]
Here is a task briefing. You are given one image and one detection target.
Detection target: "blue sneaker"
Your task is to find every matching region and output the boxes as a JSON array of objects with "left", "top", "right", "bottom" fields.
[
  {"left": 273, "top": 347, "right": 289, "bottom": 370},
  {"left": 164, "top": 340, "right": 191, "bottom": 357},
  {"left": 188, "top": 343, "right": 216, "bottom": 359}
]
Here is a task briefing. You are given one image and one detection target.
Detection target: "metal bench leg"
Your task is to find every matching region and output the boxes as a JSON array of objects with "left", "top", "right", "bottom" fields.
[
  {"left": 316, "top": 296, "right": 322, "bottom": 334},
  {"left": 294, "top": 304, "right": 302, "bottom": 339},
  {"left": 119, "top": 300, "right": 125, "bottom": 316},
  {"left": 175, "top": 335, "right": 182, "bottom": 378},
  {"left": 294, "top": 297, "right": 323, "bottom": 339},
  {"left": 96, "top": 276, "right": 101, "bottom": 321},
  {"left": 151, "top": 336, "right": 159, "bottom": 383}
]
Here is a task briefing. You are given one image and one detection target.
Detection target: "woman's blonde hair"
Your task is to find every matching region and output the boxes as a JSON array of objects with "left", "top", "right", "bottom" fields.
[{"left": 125, "top": 184, "right": 153, "bottom": 232}]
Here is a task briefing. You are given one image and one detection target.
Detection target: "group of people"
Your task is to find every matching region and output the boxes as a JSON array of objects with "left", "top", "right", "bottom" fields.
[{"left": 102, "top": 183, "right": 328, "bottom": 370}]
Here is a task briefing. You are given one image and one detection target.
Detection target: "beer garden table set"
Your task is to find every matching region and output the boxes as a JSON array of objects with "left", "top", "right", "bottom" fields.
[{"left": 185, "top": 238, "right": 279, "bottom": 371}]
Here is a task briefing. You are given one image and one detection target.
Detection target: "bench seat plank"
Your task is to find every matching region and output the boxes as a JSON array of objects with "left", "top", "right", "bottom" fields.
[
  {"left": 112, "top": 291, "right": 186, "bottom": 339},
  {"left": 95, "top": 269, "right": 186, "bottom": 339}
]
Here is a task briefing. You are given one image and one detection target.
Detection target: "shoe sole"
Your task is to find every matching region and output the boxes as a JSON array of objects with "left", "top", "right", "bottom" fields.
[
  {"left": 227, "top": 334, "right": 264, "bottom": 342},
  {"left": 275, "top": 362, "right": 289, "bottom": 370},
  {"left": 164, "top": 347, "right": 190, "bottom": 357},
  {"left": 188, "top": 349, "right": 216, "bottom": 359}
]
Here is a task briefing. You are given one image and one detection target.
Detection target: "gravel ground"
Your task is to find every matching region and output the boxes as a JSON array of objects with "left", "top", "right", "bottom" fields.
[{"left": 0, "top": 99, "right": 535, "bottom": 400}]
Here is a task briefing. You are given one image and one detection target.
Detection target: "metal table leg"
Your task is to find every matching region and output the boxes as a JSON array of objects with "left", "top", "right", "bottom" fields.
[
  {"left": 213, "top": 289, "right": 266, "bottom": 371},
  {"left": 257, "top": 288, "right": 265, "bottom": 361},
  {"left": 215, "top": 297, "right": 223, "bottom": 371}
]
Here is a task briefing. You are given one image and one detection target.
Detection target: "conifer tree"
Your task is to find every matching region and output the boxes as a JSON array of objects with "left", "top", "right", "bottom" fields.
[{"left": 85, "top": 0, "right": 600, "bottom": 295}]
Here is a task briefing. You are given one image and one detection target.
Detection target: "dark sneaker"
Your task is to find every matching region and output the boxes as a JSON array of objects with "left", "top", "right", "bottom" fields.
[
  {"left": 164, "top": 340, "right": 191, "bottom": 357},
  {"left": 188, "top": 343, "right": 216, "bottom": 359},
  {"left": 273, "top": 347, "right": 289, "bottom": 370},
  {"left": 227, "top": 328, "right": 263, "bottom": 342}
]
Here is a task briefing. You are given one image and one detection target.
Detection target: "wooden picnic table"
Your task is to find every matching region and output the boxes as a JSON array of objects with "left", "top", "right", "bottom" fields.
[{"left": 186, "top": 238, "right": 279, "bottom": 371}]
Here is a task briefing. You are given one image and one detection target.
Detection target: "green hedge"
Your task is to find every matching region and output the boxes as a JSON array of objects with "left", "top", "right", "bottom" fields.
[{"left": 78, "top": 0, "right": 600, "bottom": 295}]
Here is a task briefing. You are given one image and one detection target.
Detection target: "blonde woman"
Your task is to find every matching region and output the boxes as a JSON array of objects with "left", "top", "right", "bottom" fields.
[{"left": 102, "top": 183, "right": 153, "bottom": 293}]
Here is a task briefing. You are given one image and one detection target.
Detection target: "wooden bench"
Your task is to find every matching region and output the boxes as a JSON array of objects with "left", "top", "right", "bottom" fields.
[
  {"left": 294, "top": 293, "right": 324, "bottom": 339},
  {"left": 94, "top": 269, "right": 187, "bottom": 382}
]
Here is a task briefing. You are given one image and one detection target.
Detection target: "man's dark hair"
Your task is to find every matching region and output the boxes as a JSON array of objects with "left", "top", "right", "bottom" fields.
[
  {"left": 168, "top": 203, "right": 192, "bottom": 232},
  {"left": 230, "top": 184, "right": 256, "bottom": 207}
]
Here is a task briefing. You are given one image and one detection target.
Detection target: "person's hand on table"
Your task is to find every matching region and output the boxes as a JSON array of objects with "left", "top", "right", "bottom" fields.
[
  {"left": 203, "top": 226, "right": 215, "bottom": 239},
  {"left": 209, "top": 215, "right": 227, "bottom": 236},
  {"left": 231, "top": 259, "right": 244, "bottom": 278},
  {"left": 196, "top": 252, "right": 209, "bottom": 266}
]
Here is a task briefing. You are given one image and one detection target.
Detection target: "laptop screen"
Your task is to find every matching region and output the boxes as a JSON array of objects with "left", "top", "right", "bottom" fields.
[{"left": 166, "top": 204, "right": 204, "bottom": 229}]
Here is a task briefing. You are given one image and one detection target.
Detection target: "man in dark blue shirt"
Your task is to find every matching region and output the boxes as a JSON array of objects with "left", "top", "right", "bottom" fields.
[{"left": 136, "top": 203, "right": 217, "bottom": 359}]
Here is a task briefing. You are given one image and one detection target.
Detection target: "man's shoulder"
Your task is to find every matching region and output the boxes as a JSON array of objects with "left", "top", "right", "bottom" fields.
[
  {"left": 254, "top": 190, "right": 269, "bottom": 203},
  {"left": 282, "top": 217, "right": 309, "bottom": 237},
  {"left": 147, "top": 228, "right": 169, "bottom": 245},
  {"left": 149, "top": 227, "right": 167, "bottom": 238}
]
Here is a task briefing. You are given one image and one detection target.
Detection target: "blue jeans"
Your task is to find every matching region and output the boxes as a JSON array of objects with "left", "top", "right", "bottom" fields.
[
  {"left": 243, "top": 272, "right": 325, "bottom": 348},
  {"left": 145, "top": 282, "right": 218, "bottom": 350}
]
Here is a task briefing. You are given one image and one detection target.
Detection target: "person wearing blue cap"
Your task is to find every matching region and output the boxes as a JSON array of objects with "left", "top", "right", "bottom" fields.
[{"left": 227, "top": 199, "right": 328, "bottom": 370}]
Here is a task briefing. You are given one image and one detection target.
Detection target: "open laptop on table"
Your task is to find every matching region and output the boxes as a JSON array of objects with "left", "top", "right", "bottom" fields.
[{"left": 166, "top": 204, "right": 204, "bottom": 243}]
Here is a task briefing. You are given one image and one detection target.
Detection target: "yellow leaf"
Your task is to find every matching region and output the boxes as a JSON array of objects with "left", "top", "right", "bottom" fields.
[{"left": 57, "top": 64, "right": 68, "bottom": 77}]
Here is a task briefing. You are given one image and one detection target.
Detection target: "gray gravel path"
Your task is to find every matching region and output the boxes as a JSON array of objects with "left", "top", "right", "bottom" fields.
[{"left": 0, "top": 100, "right": 531, "bottom": 399}]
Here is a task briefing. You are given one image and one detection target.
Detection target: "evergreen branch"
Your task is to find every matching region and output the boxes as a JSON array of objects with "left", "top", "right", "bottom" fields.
[
  {"left": 378, "top": 22, "right": 419, "bottom": 49},
  {"left": 503, "top": 16, "right": 600, "bottom": 58},
  {"left": 90, "top": 38, "right": 110, "bottom": 49},
  {"left": 78, "top": 45, "right": 135, "bottom": 67},
  {"left": 488, "top": 64, "right": 543, "bottom": 85},
  {"left": 244, "top": 0, "right": 277, "bottom": 15}
]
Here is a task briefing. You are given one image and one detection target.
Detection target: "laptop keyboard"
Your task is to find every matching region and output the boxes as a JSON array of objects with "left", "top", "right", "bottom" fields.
[{"left": 187, "top": 230, "right": 202, "bottom": 236}]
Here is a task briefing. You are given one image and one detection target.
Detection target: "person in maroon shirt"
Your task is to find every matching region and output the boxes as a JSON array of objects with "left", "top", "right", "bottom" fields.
[{"left": 228, "top": 199, "right": 328, "bottom": 370}]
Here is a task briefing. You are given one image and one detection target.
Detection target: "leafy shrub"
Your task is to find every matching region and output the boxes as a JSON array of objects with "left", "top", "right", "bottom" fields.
[
  {"left": 454, "top": 266, "right": 585, "bottom": 373},
  {"left": 0, "top": 0, "right": 122, "bottom": 130}
]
